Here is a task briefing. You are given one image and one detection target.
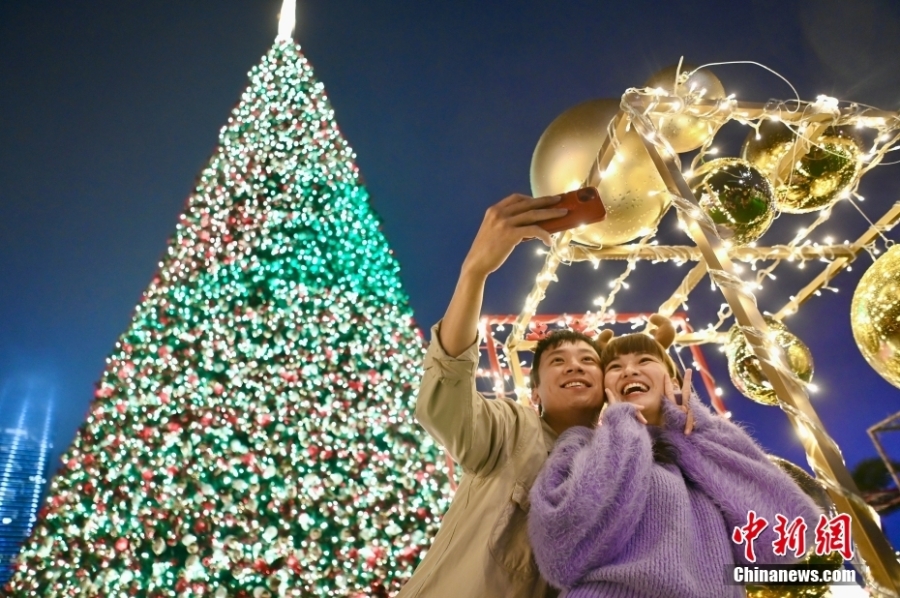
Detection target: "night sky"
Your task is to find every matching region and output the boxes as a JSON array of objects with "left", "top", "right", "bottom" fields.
[{"left": 3, "top": 0, "right": 900, "bottom": 544}]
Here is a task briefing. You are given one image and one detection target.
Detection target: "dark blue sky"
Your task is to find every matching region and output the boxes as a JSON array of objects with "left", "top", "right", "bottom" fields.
[{"left": 3, "top": 0, "right": 900, "bottom": 541}]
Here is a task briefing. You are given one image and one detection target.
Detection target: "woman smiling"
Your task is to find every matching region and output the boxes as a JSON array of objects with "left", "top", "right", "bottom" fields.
[{"left": 527, "top": 317, "right": 822, "bottom": 598}]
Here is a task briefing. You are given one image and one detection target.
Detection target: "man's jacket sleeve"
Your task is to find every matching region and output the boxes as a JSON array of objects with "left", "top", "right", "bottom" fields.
[{"left": 415, "top": 322, "right": 520, "bottom": 476}]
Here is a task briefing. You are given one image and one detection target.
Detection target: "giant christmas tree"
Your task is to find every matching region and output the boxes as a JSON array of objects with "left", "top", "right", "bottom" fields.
[{"left": 6, "top": 6, "right": 452, "bottom": 597}]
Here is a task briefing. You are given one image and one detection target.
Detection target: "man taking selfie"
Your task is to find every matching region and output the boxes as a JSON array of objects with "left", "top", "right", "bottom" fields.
[{"left": 397, "top": 193, "right": 608, "bottom": 597}]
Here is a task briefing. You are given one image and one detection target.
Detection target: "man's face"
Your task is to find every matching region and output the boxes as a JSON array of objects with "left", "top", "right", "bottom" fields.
[
  {"left": 532, "top": 340, "right": 605, "bottom": 420},
  {"left": 603, "top": 352, "right": 670, "bottom": 425}
]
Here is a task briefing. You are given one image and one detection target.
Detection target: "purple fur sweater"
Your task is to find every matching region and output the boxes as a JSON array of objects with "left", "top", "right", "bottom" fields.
[{"left": 528, "top": 398, "right": 822, "bottom": 598}]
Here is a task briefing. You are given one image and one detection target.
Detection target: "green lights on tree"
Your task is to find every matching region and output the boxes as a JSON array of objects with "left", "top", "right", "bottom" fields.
[{"left": 7, "top": 38, "right": 451, "bottom": 598}]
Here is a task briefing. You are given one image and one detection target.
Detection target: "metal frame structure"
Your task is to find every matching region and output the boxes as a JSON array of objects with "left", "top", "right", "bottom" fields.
[
  {"left": 869, "top": 413, "right": 900, "bottom": 493},
  {"left": 501, "top": 93, "right": 900, "bottom": 593}
]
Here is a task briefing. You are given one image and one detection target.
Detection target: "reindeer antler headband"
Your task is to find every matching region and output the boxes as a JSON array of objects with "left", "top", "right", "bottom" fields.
[
  {"left": 526, "top": 314, "right": 676, "bottom": 351},
  {"left": 595, "top": 314, "right": 676, "bottom": 352}
]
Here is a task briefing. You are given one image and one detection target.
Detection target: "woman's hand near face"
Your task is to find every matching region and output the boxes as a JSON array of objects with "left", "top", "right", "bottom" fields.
[
  {"left": 605, "top": 388, "right": 649, "bottom": 425},
  {"left": 664, "top": 368, "right": 694, "bottom": 435}
]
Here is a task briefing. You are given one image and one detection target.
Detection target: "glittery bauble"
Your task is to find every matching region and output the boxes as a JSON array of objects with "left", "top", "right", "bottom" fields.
[
  {"left": 741, "top": 119, "right": 796, "bottom": 174},
  {"left": 851, "top": 245, "right": 900, "bottom": 389},
  {"left": 643, "top": 64, "right": 726, "bottom": 153},
  {"left": 530, "top": 98, "right": 671, "bottom": 246},
  {"left": 726, "top": 317, "right": 814, "bottom": 406},
  {"left": 742, "top": 122, "right": 862, "bottom": 214},
  {"left": 686, "top": 158, "right": 776, "bottom": 245}
]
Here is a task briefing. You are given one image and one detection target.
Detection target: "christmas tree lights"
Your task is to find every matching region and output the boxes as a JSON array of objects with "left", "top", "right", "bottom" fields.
[{"left": 5, "top": 34, "right": 451, "bottom": 598}]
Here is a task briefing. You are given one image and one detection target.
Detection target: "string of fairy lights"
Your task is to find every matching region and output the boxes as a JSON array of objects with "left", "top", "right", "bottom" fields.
[
  {"left": 480, "top": 62, "right": 900, "bottom": 594},
  {"left": 500, "top": 75, "right": 900, "bottom": 400}
]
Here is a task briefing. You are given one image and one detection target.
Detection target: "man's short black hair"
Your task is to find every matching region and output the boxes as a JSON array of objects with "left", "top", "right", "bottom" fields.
[{"left": 530, "top": 330, "right": 601, "bottom": 389}]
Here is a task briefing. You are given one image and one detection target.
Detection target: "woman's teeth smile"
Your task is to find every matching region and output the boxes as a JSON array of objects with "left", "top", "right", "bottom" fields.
[{"left": 622, "top": 382, "right": 649, "bottom": 396}]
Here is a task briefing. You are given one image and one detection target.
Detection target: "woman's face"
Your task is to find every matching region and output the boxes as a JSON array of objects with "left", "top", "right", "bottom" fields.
[{"left": 603, "top": 351, "right": 671, "bottom": 425}]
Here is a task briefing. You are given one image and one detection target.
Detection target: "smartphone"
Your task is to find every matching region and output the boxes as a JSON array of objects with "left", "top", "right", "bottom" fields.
[{"left": 538, "top": 186, "right": 607, "bottom": 234}]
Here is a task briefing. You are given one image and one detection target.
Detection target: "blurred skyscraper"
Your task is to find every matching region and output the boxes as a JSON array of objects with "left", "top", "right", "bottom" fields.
[{"left": 0, "top": 378, "right": 54, "bottom": 584}]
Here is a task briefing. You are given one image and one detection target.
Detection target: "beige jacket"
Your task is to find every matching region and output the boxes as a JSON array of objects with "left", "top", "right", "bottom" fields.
[{"left": 397, "top": 323, "right": 559, "bottom": 598}]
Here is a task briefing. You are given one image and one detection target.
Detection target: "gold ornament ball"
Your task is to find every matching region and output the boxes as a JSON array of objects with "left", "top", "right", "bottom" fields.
[
  {"left": 785, "top": 127, "right": 861, "bottom": 212},
  {"left": 643, "top": 64, "right": 726, "bottom": 153},
  {"left": 726, "top": 317, "right": 815, "bottom": 406},
  {"left": 741, "top": 119, "right": 795, "bottom": 174},
  {"left": 530, "top": 98, "right": 671, "bottom": 246},
  {"left": 530, "top": 99, "right": 620, "bottom": 198},
  {"left": 851, "top": 245, "right": 900, "bottom": 389},
  {"left": 685, "top": 158, "right": 776, "bottom": 246},
  {"left": 742, "top": 121, "right": 863, "bottom": 214}
]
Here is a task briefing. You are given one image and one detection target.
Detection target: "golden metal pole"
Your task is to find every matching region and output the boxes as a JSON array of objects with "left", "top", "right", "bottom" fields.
[
  {"left": 622, "top": 106, "right": 900, "bottom": 593},
  {"left": 640, "top": 97, "right": 900, "bottom": 125},
  {"left": 582, "top": 109, "right": 633, "bottom": 196},
  {"left": 674, "top": 330, "right": 728, "bottom": 346},
  {"left": 656, "top": 261, "right": 707, "bottom": 318}
]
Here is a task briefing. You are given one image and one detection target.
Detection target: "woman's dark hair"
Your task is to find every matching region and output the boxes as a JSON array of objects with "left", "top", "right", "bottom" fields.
[
  {"left": 530, "top": 330, "right": 601, "bottom": 389},
  {"left": 652, "top": 437, "right": 679, "bottom": 465},
  {"left": 599, "top": 333, "right": 680, "bottom": 381}
]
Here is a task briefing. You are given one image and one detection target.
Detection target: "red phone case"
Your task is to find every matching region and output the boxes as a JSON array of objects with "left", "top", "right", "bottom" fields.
[{"left": 538, "top": 187, "right": 607, "bottom": 234}]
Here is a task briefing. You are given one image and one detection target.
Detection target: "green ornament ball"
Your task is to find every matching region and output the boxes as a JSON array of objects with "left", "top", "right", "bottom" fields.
[{"left": 685, "top": 158, "right": 776, "bottom": 245}]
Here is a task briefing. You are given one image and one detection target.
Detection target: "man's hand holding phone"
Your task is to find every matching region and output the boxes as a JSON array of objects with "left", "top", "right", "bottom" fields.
[
  {"left": 461, "top": 188, "right": 607, "bottom": 278},
  {"left": 536, "top": 186, "right": 607, "bottom": 234},
  {"left": 461, "top": 194, "right": 567, "bottom": 279},
  {"left": 442, "top": 190, "right": 604, "bottom": 357}
]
